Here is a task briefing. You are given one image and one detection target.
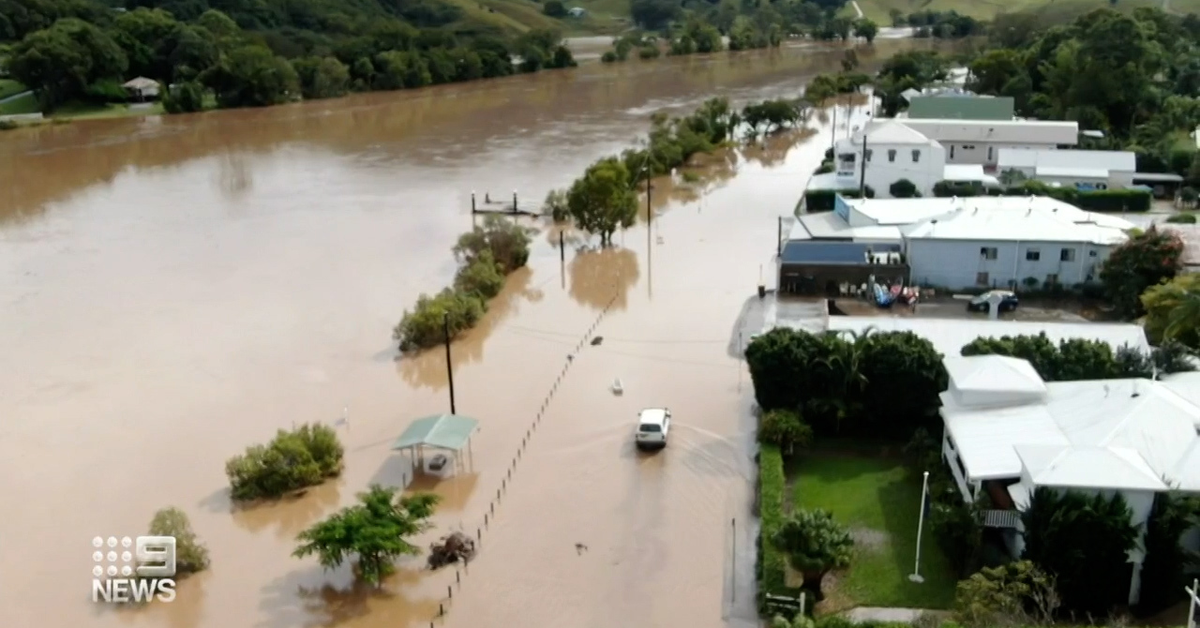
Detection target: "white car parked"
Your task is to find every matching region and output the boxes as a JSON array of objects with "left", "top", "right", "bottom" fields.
[{"left": 635, "top": 408, "right": 671, "bottom": 450}]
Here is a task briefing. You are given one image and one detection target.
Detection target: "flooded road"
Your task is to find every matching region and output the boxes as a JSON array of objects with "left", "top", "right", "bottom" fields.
[{"left": 0, "top": 40, "right": 922, "bottom": 628}]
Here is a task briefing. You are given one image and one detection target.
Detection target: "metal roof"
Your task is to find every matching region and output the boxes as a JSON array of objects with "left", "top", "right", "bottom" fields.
[
  {"left": 392, "top": 413, "right": 479, "bottom": 451},
  {"left": 779, "top": 241, "right": 898, "bottom": 265},
  {"left": 1035, "top": 166, "right": 1110, "bottom": 179},
  {"left": 907, "top": 96, "right": 1014, "bottom": 121},
  {"left": 942, "top": 374, "right": 1200, "bottom": 491},
  {"left": 942, "top": 164, "right": 998, "bottom": 183},
  {"left": 998, "top": 148, "right": 1135, "bottom": 173},
  {"left": 900, "top": 118, "right": 1079, "bottom": 145}
]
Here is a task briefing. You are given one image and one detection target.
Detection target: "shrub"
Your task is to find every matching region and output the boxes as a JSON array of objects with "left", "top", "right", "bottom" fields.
[
  {"left": 773, "top": 508, "right": 854, "bottom": 599},
  {"left": 759, "top": 409, "right": 813, "bottom": 454},
  {"left": 1166, "top": 212, "right": 1197, "bottom": 224},
  {"left": 758, "top": 445, "right": 789, "bottom": 607},
  {"left": 954, "top": 560, "right": 1060, "bottom": 628},
  {"left": 543, "top": 188, "right": 569, "bottom": 221},
  {"left": 1021, "top": 487, "right": 1138, "bottom": 617},
  {"left": 0, "top": 119, "right": 17, "bottom": 130},
  {"left": 163, "top": 82, "right": 205, "bottom": 114},
  {"left": 1000, "top": 182, "right": 1152, "bottom": 212},
  {"left": 1100, "top": 226, "right": 1184, "bottom": 319},
  {"left": 452, "top": 214, "right": 533, "bottom": 274},
  {"left": 600, "top": 51, "right": 618, "bottom": 63},
  {"left": 959, "top": 332, "right": 1192, "bottom": 380},
  {"left": 803, "top": 188, "right": 871, "bottom": 212},
  {"left": 930, "top": 497, "right": 983, "bottom": 578},
  {"left": 543, "top": 0, "right": 566, "bottom": 16},
  {"left": 148, "top": 507, "right": 210, "bottom": 574},
  {"left": 638, "top": 45, "right": 660, "bottom": 59},
  {"left": 225, "top": 423, "right": 344, "bottom": 501},
  {"left": 393, "top": 288, "right": 486, "bottom": 352},
  {"left": 1136, "top": 493, "right": 1200, "bottom": 616},
  {"left": 453, "top": 250, "right": 505, "bottom": 299},
  {"left": 889, "top": 178, "right": 920, "bottom": 198}
]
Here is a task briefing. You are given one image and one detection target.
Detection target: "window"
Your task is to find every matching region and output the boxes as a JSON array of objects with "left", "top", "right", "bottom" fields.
[
  {"left": 963, "top": 145, "right": 976, "bottom": 150},
  {"left": 976, "top": 272, "right": 989, "bottom": 286},
  {"left": 1046, "top": 274, "right": 1059, "bottom": 285},
  {"left": 865, "top": 149, "right": 873, "bottom": 162},
  {"left": 887, "top": 149, "right": 897, "bottom": 163},
  {"left": 912, "top": 149, "right": 921, "bottom": 163},
  {"left": 980, "top": 247, "right": 998, "bottom": 260},
  {"left": 950, "top": 145, "right": 955, "bottom": 159},
  {"left": 987, "top": 146, "right": 994, "bottom": 161},
  {"left": 1025, "top": 249, "right": 1041, "bottom": 261},
  {"left": 1060, "top": 248, "right": 1076, "bottom": 262},
  {"left": 1089, "top": 250, "right": 1098, "bottom": 257},
  {"left": 638, "top": 424, "right": 662, "bottom": 433}
]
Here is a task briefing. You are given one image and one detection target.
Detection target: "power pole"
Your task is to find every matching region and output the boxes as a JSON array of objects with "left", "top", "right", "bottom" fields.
[
  {"left": 443, "top": 313, "right": 456, "bottom": 414},
  {"left": 859, "top": 133, "right": 869, "bottom": 197}
]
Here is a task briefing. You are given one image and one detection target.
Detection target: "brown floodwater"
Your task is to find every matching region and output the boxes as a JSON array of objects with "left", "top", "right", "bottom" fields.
[{"left": 0, "top": 40, "right": 925, "bottom": 628}]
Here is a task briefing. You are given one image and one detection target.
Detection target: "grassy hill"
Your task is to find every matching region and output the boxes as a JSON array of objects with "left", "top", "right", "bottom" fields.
[
  {"left": 443, "top": 0, "right": 629, "bottom": 34},
  {"left": 847, "top": 0, "right": 1200, "bottom": 25}
]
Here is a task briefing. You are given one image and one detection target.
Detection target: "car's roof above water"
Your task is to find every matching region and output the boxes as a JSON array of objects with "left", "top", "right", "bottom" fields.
[{"left": 638, "top": 408, "right": 668, "bottom": 425}]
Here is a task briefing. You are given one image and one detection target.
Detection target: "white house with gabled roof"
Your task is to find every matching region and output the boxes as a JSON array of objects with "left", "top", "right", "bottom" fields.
[
  {"left": 939, "top": 354, "right": 1200, "bottom": 605},
  {"left": 808, "top": 119, "right": 999, "bottom": 199},
  {"left": 899, "top": 118, "right": 1079, "bottom": 168}
]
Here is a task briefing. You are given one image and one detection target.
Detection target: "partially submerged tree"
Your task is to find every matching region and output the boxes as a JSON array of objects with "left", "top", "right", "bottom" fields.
[
  {"left": 148, "top": 507, "right": 210, "bottom": 575},
  {"left": 225, "top": 423, "right": 344, "bottom": 500},
  {"left": 566, "top": 157, "right": 638, "bottom": 246},
  {"left": 758, "top": 409, "right": 813, "bottom": 455},
  {"left": 772, "top": 508, "right": 854, "bottom": 599},
  {"left": 294, "top": 485, "right": 439, "bottom": 586}
]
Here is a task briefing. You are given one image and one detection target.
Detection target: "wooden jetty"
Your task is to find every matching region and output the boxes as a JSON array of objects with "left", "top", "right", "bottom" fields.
[{"left": 471, "top": 191, "right": 542, "bottom": 217}]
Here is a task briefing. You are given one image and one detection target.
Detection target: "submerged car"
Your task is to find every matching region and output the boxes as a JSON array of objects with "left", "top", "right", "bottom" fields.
[
  {"left": 635, "top": 408, "right": 671, "bottom": 450},
  {"left": 966, "top": 290, "right": 1019, "bottom": 313}
]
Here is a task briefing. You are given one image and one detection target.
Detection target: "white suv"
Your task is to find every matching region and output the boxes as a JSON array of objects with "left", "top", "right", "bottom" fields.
[{"left": 635, "top": 408, "right": 671, "bottom": 450}]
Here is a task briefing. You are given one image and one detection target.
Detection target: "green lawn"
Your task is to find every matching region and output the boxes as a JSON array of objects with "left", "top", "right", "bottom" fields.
[
  {"left": 0, "top": 91, "right": 39, "bottom": 115},
  {"left": 0, "top": 78, "right": 29, "bottom": 100},
  {"left": 49, "top": 100, "right": 164, "bottom": 120},
  {"left": 790, "top": 455, "right": 958, "bottom": 611}
]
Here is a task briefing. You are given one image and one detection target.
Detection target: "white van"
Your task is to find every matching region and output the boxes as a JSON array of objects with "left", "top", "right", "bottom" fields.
[{"left": 635, "top": 408, "right": 671, "bottom": 450}]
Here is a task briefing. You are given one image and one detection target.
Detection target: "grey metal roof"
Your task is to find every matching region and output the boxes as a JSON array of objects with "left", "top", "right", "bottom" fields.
[{"left": 780, "top": 241, "right": 900, "bottom": 265}]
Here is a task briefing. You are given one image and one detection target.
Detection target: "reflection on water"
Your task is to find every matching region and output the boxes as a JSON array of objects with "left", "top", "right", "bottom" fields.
[
  {"left": 0, "top": 38, "right": 939, "bottom": 628},
  {"left": 568, "top": 247, "right": 640, "bottom": 311}
]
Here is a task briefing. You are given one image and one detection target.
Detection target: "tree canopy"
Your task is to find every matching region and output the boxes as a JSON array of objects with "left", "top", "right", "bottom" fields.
[
  {"left": 1141, "top": 271, "right": 1200, "bottom": 350},
  {"left": 772, "top": 508, "right": 854, "bottom": 598},
  {"left": 4, "top": 0, "right": 576, "bottom": 113},
  {"left": 1099, "top": 226, "right": 1184, "bottom": 319},
  {"left": 294, "top": 484, "right": 439, "bottom": 586}
]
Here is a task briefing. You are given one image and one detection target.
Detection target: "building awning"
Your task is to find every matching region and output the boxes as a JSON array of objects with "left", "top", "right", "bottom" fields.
[
  {"left": 392, "top": 414, "right": 479, "bottom": 451},
  {"left": 1131, "top": 172, "right": 1184, "bottom": 183}
]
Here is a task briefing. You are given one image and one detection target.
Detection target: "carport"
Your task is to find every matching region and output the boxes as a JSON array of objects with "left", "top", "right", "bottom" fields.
[{"left": 777, "top": 241, "right": 908, "bottom": 296}]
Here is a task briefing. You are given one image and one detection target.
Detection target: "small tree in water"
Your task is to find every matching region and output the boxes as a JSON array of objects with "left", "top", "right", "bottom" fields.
[
  {"left": 294, "top": 485, "right": 439, "bottom": 586},
  {"left": 148, "top": 507, "right": 211, "bottom": 575},
  {"left": 773, "top": 508, "right": 853, "bottom": 599},
  {"left": 566, "top": 157, "right": 638, "bottom": 246}
]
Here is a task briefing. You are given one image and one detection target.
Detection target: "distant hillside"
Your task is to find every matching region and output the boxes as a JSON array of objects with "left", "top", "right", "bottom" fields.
[{"left": 848, "top": 0, "right": 1198, "bottom": 25}]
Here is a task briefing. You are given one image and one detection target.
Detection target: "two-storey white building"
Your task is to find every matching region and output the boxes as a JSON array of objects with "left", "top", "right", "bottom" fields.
[{"left": 809, "top": 120, "right": 998, "bottom": 199}]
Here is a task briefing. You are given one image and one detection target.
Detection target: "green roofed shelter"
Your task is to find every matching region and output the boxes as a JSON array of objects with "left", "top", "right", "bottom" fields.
[{"left": 392, "top": 413, "right": 478, "bottom": 477}]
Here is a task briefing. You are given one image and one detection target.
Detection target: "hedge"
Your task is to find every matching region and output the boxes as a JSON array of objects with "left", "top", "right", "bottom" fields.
[
  {"left": 802, "top": 187, "right": 875, "bottom": 212},
  {"left": 758, "top": 444, "right": 789, "bottom": 608},
  {"left": 930, "top": 180, "right": 1153, "bottom": 212}
]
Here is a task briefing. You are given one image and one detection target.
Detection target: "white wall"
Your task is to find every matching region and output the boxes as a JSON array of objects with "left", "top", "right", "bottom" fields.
[
  {"left": 835, "top": 139, "right": 946, "bottom": 198},
  {"left": 945, "top": 142, "right": 1059, "bottom": 167},
  {"left": 907, "top": 238, "right": 1112, "bottom": 290}
]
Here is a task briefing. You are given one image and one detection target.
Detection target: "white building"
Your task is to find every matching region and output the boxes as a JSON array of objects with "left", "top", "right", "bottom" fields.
[
  {"left": 939, "top": 354, "right": 1200, "bottom": 604},
  {"left": 900, "top": 197, "right": 1133, "bottom": 289},
  {"left": 808, "top": 120, "right": 998, "bottom": 199},
  {"left": 787, "top": 195, "right": 1134, "bottom": 291},
  {"left": 997, "top": 148, "right": 1136, "bottom": 190}
]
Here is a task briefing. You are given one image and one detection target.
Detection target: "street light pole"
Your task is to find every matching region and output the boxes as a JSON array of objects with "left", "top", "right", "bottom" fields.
[{"left": 443, "top": 313, "right": 456, "bottom": 414}]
